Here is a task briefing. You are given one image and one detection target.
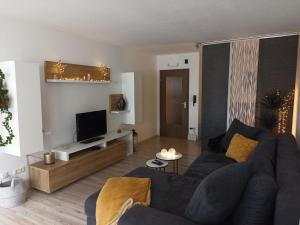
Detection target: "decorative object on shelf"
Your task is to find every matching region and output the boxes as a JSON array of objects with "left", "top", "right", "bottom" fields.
[
  {"left": 132, "top": 129, "right": 138, "bottom": 152},
  {"left": 44, "top": 152, "right": 56, "bottom": 165},
  {"left": 109, "top": 94, "right": 127, "bottom": 112},
  {"left": 55, "top": 60, "right": 66, "bottom": 79},
  {"left": 0, "top": 69, "right": 14, "bottom": 147},
  {"left": 261, "top": 89, "right": 283, "bottom": 110},
  {"left": 260, "top": 89, "right": 294, "bottom": 134},
  {"left": 117, "top": 96, "right": 127, "bottom": 111},
  {"left": 45, "top": 61, "right": 111, "bottom": 83}
]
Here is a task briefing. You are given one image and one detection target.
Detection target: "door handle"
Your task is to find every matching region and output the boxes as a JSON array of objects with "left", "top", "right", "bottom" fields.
[{"left": 182, "top": 101, "right": 187, "bottom": 109}]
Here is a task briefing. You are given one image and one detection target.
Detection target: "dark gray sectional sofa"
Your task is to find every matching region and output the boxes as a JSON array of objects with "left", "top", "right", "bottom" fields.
[{"left": 85, "top": 121, "right": 300, "bottom": 225}]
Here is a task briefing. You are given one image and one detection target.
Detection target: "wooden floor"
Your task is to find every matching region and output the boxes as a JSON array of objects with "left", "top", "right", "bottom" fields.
[{"left": 0, "top": 136, "right": 201, "bottom": 225}]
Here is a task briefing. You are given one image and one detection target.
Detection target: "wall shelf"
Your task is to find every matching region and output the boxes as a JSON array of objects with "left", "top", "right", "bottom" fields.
[
  {"left": 110, "top": 110, "right": 130, "bottom": 114},
  {"left": 44, "top": 61, "right": 110, "bottom": 83},
  {"left": 46, "top": 79, "right": 111, "bottom": 84}
]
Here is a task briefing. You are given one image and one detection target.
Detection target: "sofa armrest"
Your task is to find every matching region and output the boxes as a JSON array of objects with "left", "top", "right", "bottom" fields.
[
  {"left": 119, "top": 205, "right": 197, "bottom": 225},
  {"left": 207, "top": 133, "right": 226, "bottom": 153}
]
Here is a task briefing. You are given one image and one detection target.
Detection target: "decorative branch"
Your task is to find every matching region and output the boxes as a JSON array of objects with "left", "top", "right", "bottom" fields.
[
  {"left": 0, "top": 69, "right": 14, "bottom": 147},
  {"left": 260, "top": 89, "right": 294, "bottom": 134}
]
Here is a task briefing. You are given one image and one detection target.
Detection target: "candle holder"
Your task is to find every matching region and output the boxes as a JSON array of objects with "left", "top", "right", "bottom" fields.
[{"left": 44, "top": 152, "right": 55, "bottom": 165}]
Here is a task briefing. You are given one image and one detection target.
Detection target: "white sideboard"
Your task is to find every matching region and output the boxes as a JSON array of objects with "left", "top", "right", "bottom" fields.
[{"left": 52, "top": 130, "right": 133, "bottom": 161}]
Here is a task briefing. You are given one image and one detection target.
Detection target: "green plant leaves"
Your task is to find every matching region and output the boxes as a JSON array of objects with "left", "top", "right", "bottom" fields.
[{"left": 0, "top": 69, "right": 14, "bottom": 147}]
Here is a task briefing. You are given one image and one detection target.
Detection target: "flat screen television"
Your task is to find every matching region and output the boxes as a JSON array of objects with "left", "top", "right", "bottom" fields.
[{"left": 76, "top": 110, "right": 107, "bottom": 142}]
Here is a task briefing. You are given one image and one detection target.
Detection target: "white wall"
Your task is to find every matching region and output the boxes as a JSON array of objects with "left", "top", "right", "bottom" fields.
[
  {"left": 157, "top": 53, "right": 200, "bottom": 136},
  {"left": 0, "top": 18, "right": 157, "bottom": 179},
  {"left": 120, "top": 48, "right": 158, "bottom": 141}
]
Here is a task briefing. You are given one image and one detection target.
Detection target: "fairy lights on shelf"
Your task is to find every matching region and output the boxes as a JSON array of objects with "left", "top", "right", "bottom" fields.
[
  {"left": 49, "top": 61, "right": 111, "bottom": 83},
  {"left": 277, "top": 90, "right": 294, "bottom": 134},
  {"left": 55, "top": 60, "right": 66, "bottom": 79}
]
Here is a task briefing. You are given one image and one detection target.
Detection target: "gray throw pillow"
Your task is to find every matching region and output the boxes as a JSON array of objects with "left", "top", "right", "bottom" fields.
[
  {"left": 184, "top": 162, "right": 252, "bottom": 224},
  {"left": 222, "top": 119, "right": 261, "bottom": 151},
  {"left": 232, "top": 173, "right": 277, "bottom": 225}
]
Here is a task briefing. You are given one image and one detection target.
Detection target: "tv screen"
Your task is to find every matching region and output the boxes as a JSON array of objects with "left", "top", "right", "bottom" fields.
[{"left": 76, "top": 110, "right": 107, "bottom": 142}]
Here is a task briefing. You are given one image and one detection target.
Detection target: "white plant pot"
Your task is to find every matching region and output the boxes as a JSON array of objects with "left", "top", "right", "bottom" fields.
[{"left": 0, "top": 178, "right": 28, "bottom": 208}]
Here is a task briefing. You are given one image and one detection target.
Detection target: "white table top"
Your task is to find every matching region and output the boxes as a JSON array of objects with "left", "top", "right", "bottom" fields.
[
  {"left": 156, "top": 152, "right": 183, "bottom": 161},
  {"left": 146, "top": 159, "right": 168, "bottom": 168}
]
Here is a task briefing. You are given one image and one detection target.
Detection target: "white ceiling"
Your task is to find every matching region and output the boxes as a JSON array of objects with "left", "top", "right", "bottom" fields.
[{"left": 1, "top": 0, "right": 300, "bottom": 46}]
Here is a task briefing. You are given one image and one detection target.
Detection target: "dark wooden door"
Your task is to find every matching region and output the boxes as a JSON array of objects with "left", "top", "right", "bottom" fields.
[{"left": 160, "top": 69, "right": 189, "bottom": 139}]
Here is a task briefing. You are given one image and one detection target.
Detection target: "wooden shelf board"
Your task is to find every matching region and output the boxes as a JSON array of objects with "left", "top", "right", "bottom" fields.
[
  {"left": 46, "top": 79, "right": 111, "bottom": 84},
  {"left": 110, "top": 110, "right": 130, "bottom": 114}
]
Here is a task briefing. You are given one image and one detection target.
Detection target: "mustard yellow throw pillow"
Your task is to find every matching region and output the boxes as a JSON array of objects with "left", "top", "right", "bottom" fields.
[
  {"left": 225, "top": 133, "right": 258, "bottom": 162},
  {"left": 96, "top": 177, "right": 151, "bottom": 225}
]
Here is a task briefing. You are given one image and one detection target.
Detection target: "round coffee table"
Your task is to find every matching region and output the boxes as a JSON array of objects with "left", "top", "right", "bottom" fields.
[
  {"left": 146, "top": 159, "right": 168, "bottom": 172},
  {"left": 156, "top": 152, "right": 183, "bottom": 175}
]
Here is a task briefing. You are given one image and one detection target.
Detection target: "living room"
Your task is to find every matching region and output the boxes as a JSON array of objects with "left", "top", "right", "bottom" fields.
[{"left": 0, "top": 1, "right": 300, "bottom": 225}]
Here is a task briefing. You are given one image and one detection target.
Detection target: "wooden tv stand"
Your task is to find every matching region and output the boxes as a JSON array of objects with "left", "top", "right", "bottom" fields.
[{"left": 30, "top": 133, "right": 131, "bottom": 193}]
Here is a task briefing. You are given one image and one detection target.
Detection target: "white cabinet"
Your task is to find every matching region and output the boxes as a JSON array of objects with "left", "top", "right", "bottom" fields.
[
  {"left": 0, "top": 61, "right": 43, "bottom": 156},
  {"left": 121, "top": 72, "right": 142, "bottom": 125}
]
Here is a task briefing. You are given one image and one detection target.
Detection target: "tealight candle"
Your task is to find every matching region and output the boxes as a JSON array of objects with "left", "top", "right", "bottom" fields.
[
  {"left": 160, "top": 148, "right": 168, "bottom": 155},
  {"left": 168, "top": 148, "right": 176, "bottom": 156}
]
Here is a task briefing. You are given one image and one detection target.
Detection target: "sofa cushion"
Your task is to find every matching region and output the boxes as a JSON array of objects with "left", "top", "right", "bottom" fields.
[
  {"left": 184, "top": 152, "right": 236, "bottom": 179},
  {"left": 84, "top": 167, "right": 201, "bottom": 222},
  {"left": 127, "top": 167, "right": 200, "bottom": 217},
  {"left": 96, "top": 177, "right": 151, "bottom": 225},
  {"left": 274, "top": 133, "right": 300, "bottom": 225},
  {"left": 226, "top": 133, "right": 258, "bottom": 162},
  {"left": 276, "top": 133, "right": 300, "bottom": 185},
  {"left": 119, "top": 205, "right": 198, "bottom": 225},
  {"left": 248, "top": 136, "right": 276, "bottom": 176},
  {"left": 222, "top": 119, "right": 261, "bottom": 151},
  {"left": 232, "top": 173, "right": 277, "bottom": 225},
  {"left": 208, "top": 133, "right": 226, "bottom": 153},
  {"left": 85, "top": 190, "right": 100, "bottom": 218},
  {"left": 184, "top": 162, "right": 252, "bottom": 224}
]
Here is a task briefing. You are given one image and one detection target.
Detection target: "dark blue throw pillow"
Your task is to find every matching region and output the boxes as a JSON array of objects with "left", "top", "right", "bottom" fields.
[
  {"left": 184, "top": 162, "right": 252, "bottom": 225},
  {"left": 222, "top": 119, "right": 261, "bottom": 151},
  {"left": 232, "top": 173, "right": 277, "bottom": 225}
]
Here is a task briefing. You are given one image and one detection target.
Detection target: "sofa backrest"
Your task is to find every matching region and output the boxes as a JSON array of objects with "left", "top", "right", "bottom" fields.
[
  {"left": 274, "top": 133, "right": 300, "bottom": 225},
  {"left": 249, "top": 133, "right": 276, "bottom": 177},
  {"left": 230, "top": 134, "right": 277, "bottom": 225}
]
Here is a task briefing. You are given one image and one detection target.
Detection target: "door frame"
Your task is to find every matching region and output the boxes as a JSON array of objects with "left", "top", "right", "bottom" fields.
[{"left": 160, "top": 69, "right": 189, "bottom": 139}]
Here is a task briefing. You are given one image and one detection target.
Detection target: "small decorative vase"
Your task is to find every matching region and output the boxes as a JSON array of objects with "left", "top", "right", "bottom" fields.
[
  {"left": 44, "top": 152, "right": 56, "bottom": 165},
  {"left": 117, "top": 96, "right": 127, "bottom": 111}
]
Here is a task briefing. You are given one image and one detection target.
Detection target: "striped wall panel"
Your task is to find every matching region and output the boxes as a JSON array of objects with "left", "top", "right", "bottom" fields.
[{"left": 227, "top": 40, "right": 259, "bottom": 128}]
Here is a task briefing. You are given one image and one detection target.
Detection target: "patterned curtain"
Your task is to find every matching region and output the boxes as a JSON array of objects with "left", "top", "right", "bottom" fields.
[{"left": 227, "top": 39, "right": 259, "bottom": 128}]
